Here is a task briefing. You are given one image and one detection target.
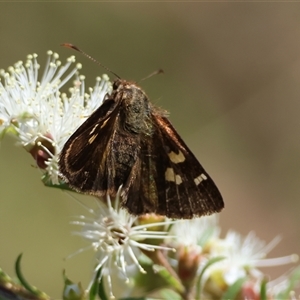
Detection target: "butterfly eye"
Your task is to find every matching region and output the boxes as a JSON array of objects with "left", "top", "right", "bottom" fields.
[{"left": 113, "top": 80, "right": 120, "bottom": 90}]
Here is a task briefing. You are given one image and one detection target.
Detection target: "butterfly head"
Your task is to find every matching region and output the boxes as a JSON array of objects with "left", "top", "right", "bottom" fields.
[{"left": 109, "top": 79, "right": 151, "bottom": 135}]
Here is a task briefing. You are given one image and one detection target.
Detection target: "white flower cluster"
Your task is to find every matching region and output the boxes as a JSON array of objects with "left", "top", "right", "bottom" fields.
[
  {"left": 71, "top": 188, "right": 175, "bottom": 299},
  {"left": 72, "top": 196, "right": 298, "bottom": 299},
  {"left": 0, "top": 51, "right": 111, "bottom": 184}
]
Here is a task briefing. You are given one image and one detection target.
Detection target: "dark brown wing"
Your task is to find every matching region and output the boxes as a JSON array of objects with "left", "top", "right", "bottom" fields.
[
  {"left": 122, "top": 113, "right": 224, "bottom": 219},
  {"left": 59, "top": 98, "right": 140, "bottom": 197}
]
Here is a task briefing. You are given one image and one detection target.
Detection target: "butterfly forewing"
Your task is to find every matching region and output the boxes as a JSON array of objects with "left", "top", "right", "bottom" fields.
[
  {"left": 60, "top": 97, "right": 138, "bottom": 196},
  {"left": 123, "top": 113, "right": 223, "bottom": 218},
  {"left": 60, "top": 99, "right": 117, "bottom": 194},
  {"left": 155, "top": 115, "right": 223, "bottom": 217}
]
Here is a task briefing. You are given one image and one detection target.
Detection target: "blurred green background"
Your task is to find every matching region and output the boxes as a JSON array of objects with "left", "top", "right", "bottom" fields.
[{"left": 1, "top": 2, "right": 300, "bottom": 298}]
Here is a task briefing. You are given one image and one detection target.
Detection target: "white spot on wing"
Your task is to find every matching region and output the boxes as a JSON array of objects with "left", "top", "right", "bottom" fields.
[
  {"left": 165, "top": 168, "right": 182, "bottom": 185},
  {"left": 201, "top": 173, "right": 207, "bottom": 180},
  {"left": 165, "top": 168, "right": 175, "bottom": 181},
  {"left": 175, "top": 174, "right": 182, "bottom": 185},
  {"left": 88, "top": 134, "right": 98, "bottom": 144},
  {"left": 100, "top": 117, "right": 110, "bottom": 129},
  {"left": 168, "top": 150, "right": 185, "bottom": 163},
  {"left": 89, "top": 123, "right": 99, "bottom": 135},
  {"left": 194, "top": 173, "right": 207, "bottom": 186}
]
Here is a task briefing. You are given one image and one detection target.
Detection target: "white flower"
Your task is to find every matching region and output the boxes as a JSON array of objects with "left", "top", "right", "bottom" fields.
[
  {"left": 170, "top": 214, "right": 220, "bottom": 248},
  {"left": 205, "top": 230, "right": 298, "bottom": 290},
  {"left": 0, "top": 51, "right": 112, "bottom": 184},
  {"left": 70, "top": 187, "right": 174, "bottom": 299},
  {"left": 166, "top": 215, "right": 221, "bottom": 293}
]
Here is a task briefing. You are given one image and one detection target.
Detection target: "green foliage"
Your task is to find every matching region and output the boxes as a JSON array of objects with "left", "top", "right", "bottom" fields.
[
  {"left": 15, "top": 254, "right": 49, "bottom": 299},
  {"left": 0, "top": 255, "right": 50, "bottom": 300},
  {"left": 63, "top": 271, "right": 85, "bottom": 300},
  {"left": 152, "top": 264, "right": 184, "bottom": 295},
  {"left": 259, "top": 278, "right": 268, "bottom": 300},
  {"left": 195, "top": 256, "right": 226, "bottom": 300},
  {"left": 276, "top": 267, "right": 300, "bottom": 299},
  {"left": 41, "top": 174, "right": 73, "bottom": 191},
  {"left": 221, "top": 277, "right": 247, "bottom": 300},
  {"left": 159, "top": 288, "right": 182, "bottom": 300}
]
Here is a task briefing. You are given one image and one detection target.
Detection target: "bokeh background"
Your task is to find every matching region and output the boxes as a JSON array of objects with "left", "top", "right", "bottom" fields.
[{"left": 0, "top": 2, "right": 300, "bottom": 298}]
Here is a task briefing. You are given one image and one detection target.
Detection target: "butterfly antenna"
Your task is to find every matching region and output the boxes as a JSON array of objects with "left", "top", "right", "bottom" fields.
[
  {"left": 139, "top": 69, "right": 164, "bottom": 83},
  {"left": 61, "top": 43, "right": 121, "bottom": 79}
]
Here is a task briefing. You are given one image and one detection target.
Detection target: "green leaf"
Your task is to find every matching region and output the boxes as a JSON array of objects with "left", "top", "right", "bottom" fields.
[
  {"left": 89, "top": 269, "right": 101, "bottom": 300},
  {"left": 221, "top": 277, "right": 247, "bottom": 300},
  {"left": 195, "top": 256, "right": 226, "bottom": 300},
  {"left": 152, "top": 264, "right": 184, "bottom": 294},
  {"left": 119, "top": 297, "right": 150, "bottom": 300},
  {"left": 159, "top": 288, "right": 182, "bottom": 300},
  {"left": 134, "top": 261, "right": 171, "bottom": 293},
  {"left": 88, "top": 268, "right": 108, "bottom": 300},
  {"left": 62, "top": 271, "right": 85, "bottom": 300},
  {"left": 276, "top": 267, "right": 300, "bottom": 299},
  {"left": 259, "top": 278, "right": 267, "bottom": 300},
  {"left": 97, "top": 273, "right": 108, "bottom": 300},
  {"left": 15, "top": 253, "right": 48, "bottom": 299},
  {"left": 42, "top": 174, "right": 74, "bottom": 191},
  {"left": 0, "top": 126, "right": 17, "bottom": 140},
  {"left": 0, "top": 268, "right": 12, "bottom": 285}
]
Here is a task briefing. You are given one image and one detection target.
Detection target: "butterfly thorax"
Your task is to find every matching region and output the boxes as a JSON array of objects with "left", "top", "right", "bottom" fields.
[{"left": 113, "top": 80, "right": 152, "bottom": 135}]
